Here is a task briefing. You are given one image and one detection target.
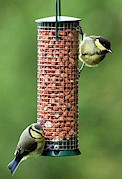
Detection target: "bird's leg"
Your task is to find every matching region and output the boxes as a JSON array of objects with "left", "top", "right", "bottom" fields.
[
  {"left": 76, "top": 26, "right": 84, "bottom": 40},
  {"left": 78, "top": 62, "right": 85, "bottom": 78},
  {"left": 76, "top": 26, "right": 85, "bottom": 77}
]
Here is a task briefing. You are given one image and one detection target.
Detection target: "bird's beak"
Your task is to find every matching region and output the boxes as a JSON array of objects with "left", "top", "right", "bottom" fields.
[{"left": 107, "top": 49, "right": 112, "bottom": 53}]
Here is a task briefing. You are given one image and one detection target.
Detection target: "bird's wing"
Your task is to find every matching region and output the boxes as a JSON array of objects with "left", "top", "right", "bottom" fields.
[{"left": 15, "top": 140, "right": 37, "bottom": 157}]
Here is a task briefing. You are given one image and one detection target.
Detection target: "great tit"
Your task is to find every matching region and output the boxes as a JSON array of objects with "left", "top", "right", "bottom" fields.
[
  {"left": 8, "top": 123, "right": 45, "bottom": 175},
  {"left": 77, "top": 26, "right": 112, "bottom": 72}
]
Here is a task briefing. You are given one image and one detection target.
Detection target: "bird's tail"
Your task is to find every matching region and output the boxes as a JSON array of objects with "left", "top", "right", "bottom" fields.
[{"left": 8, "top": 157, "right": 21, "bottom": 176}]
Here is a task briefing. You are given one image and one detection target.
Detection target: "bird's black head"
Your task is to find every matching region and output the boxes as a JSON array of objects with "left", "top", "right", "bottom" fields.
[
  {"left": 34, "top": 123, "right": 43, "bottom": 131},
  {"left": 97, "top": 37, "right": 112, "bottom": 53}
]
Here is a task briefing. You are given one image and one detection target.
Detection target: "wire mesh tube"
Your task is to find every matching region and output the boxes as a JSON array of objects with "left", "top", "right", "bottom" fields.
[{"left": 36, "top": 19, "right": 81, "bottom": 156}]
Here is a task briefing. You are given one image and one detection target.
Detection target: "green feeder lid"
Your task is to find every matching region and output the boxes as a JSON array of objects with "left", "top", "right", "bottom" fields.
[{"left": 35, "top": 16, "right": 81, "bottom": 23}]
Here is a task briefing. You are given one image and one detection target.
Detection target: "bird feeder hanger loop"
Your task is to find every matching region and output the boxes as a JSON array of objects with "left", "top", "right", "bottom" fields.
[{"left": 36, "top": 0, "right": 81, "bottom": 156}]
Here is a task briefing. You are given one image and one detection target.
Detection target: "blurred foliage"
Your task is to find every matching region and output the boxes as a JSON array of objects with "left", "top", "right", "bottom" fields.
[{"left": 0, "top": 0, "right": 122, "bottom": 179}]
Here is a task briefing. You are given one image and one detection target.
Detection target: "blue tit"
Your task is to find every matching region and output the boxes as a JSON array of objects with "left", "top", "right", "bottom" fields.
[
  {"left": 8, "top": 123, "right": 45, "bottom": 176},
  {"left": 77, "top": 26, "right": 112, "bottom": 73}
]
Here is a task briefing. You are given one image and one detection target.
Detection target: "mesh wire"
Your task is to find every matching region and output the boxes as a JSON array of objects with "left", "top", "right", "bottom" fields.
[{"left": 37, "top": 21, "right": 79, "bottom": 150}]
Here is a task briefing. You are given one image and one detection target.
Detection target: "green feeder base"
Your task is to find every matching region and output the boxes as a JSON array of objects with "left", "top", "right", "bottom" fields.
[{"left": 42, "top": 149, "right": 81, "bottom": 157}]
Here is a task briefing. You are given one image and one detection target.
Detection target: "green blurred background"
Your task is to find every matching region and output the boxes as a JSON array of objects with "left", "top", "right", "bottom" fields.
[{"left": 0, "top": 0, "right": 122, "bottom": 178}]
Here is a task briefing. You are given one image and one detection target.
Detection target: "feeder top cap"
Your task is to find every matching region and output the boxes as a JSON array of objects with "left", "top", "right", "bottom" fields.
[{"left": 35, "top": 16, "right": 81, "bottom": 23}]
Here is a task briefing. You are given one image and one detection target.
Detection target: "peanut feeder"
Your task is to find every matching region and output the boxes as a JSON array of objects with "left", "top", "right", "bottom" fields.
[{"left": 35, "top": 16, "right": 81, "bottom": 156}]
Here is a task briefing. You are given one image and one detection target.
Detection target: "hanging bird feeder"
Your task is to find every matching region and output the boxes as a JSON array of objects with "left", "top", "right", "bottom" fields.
[{"left": 35, "top": 0, "right": 81, "bottom": 156}]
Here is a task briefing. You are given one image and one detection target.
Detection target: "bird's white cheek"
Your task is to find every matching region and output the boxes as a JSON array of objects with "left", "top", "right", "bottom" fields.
[{"left": 95, "top": 39, "right": 106, "bottom": 51}]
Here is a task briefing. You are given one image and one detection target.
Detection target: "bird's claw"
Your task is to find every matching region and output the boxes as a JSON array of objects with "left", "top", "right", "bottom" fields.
[{"left": 76, "top": 26, "right": 84, "bottom": 39}]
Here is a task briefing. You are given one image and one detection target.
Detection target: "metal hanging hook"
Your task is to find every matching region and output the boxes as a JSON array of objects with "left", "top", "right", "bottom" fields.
[{"left": 55, "top": 0, "right": 61, "bottom": 40}]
